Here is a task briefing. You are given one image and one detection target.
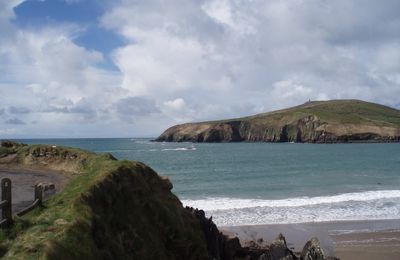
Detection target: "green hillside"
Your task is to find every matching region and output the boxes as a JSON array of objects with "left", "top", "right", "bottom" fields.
[
  {"left": 0, "top": 143, "right": 208, "bottom": 259},
  {"left": 254, "top": 100, "right": 400, "bottom": 126},
  {"left": 157, "top": 100, "right": 400, "bottom": 143}
]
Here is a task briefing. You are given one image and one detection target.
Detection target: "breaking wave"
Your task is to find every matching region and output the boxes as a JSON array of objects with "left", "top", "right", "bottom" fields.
[{"left": 182, "top": 190, "right": 400, "bottom": 226}]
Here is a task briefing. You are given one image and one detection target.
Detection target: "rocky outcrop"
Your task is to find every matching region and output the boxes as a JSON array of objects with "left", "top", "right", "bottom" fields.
[
  {"left": 156, "top": 100, "right": 400, "bottom": 143},
  {"left": 186, "top": 207, "right": 235, "bottom": 259},
  {"left": 301, "top": 237, "right": 327, "bottom": 260},
  {"left": 1, "top": 140, "right": 17, "bottom": 148},
  {"left": 186, "top": 207, "right": 334, "bottom": 260},
  {"left": 0, "top": 140, "right": 25, "bottom": 158},
  {"left": 158, "top": 121, "right": 244, "bottom": 142}
]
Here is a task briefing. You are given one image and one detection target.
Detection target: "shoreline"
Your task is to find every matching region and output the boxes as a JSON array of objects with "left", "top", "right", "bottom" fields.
[{"left": 221, "top": 218, "right": 400, "bottom": 259}]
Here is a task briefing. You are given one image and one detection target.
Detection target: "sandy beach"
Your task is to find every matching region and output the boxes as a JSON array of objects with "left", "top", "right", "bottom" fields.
[
  {"left": 333, "top": 229, "right": 400, "bottom": 260},
  {"left": 221, "top": 219, "right": 400, "bottom": 260}
]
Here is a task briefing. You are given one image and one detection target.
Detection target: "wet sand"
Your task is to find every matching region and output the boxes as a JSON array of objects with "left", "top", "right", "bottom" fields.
[
  {"left": 333, "top": 229, "right": 400, "bottom": 260},
  {"left": 0, "top": 166, "right": 69, "bottom": 213},
  {"left": 221, "top": 219, "right": 400, "bottom": 260}
]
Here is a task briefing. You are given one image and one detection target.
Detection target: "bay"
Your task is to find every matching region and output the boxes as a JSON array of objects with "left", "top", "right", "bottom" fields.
[{"left": 19, "top": 138, "right": 400, "bottom": 226}]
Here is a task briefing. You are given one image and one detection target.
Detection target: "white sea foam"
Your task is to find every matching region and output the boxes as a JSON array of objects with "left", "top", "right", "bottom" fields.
[
  {"left": 183, "top": 190, "right": 400, "bottom": 210},
  {"left": 162, "top": 147, "right": 196, "bottom": 151},
  {"left": 132, "top": 140, "right": 152, "bottom": 144},
  {"left": 182, "top": 190, "right": 400, "bottom": 226}
]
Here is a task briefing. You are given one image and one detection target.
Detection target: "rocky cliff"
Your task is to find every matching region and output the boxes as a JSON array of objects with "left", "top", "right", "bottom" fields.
[{"left": 156, "top": 100, "right": 400, "bottom": 143}]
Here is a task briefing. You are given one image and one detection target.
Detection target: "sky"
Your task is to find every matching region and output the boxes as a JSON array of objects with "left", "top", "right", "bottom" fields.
[{"left": 1, "top": 0, "right": 400, "bottom": 138}]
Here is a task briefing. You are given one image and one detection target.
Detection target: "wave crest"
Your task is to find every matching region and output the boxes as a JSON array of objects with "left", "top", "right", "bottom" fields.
[
  {"left": 183, "top": 190, "right": 400, "bottom": 210},
  {"left": 182, "top": 190, "right": 400, "bottom": 226}
]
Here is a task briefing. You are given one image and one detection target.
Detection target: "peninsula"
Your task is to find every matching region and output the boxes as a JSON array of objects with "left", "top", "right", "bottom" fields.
[{"left": 156, "top": 100, "right": 400, "bottom": 143}]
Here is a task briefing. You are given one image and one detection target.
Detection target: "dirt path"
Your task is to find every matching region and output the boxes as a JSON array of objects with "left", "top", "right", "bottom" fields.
[{"left": 0, "top": 166, "right": 69, "bottom": 213}]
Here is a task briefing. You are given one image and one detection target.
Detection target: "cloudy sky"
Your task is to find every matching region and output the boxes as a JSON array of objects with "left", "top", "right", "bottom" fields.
[{"left": 1, "top": 0, "right": 400, "bottom": 138}]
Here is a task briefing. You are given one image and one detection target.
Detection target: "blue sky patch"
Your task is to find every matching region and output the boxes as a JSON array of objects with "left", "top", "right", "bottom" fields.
[{"left": 13, "top": 0, "right": 124, "bottom": 63}]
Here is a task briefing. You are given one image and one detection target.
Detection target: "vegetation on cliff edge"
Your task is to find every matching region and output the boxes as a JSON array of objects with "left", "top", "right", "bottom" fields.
[{"left": 0, "top": 144, "right": 208, "bottom": 259}]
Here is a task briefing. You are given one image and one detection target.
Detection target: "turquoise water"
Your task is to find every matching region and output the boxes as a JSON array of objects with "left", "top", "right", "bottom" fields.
[{"left": 19, "top": 138, "right": 400, "bottom": 226}]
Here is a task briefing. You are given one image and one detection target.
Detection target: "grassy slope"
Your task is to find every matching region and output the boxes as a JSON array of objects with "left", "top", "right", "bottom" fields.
[
  {"left": 0, "top": 145, "right": 208, "bottom": 259},
  {"left": 230, "top": 100, "right": 400, "bottom": 127}
]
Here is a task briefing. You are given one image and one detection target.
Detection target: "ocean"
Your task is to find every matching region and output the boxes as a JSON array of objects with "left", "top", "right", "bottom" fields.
[{"left": 20, "top": 138, "right": 400, "bottom": 227}]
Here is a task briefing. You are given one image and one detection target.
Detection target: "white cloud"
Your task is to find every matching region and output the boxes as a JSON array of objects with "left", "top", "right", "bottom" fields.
[
  {"left": 0, "top": 128, "right": 20, "bottom": 136},
  {"left": 164, "top": 98, "right": 186, "bottom": 110},
  {"left": 112, "top": 31, "right": 209, "bottom": 96},
  {"left": 101, "top": 0, "right": 400, "bottom": 119},
  {"left": 1, "top": 0, "right": 400, "bottom": 137},
  {"left": 273, "top": 80, "right": 312, "bottom": 99},
  {"left": 202, "top": 0, "right": 234, "bottom": 27},
  {"left": 0, "top": 26, "right": 123, "bottom": 125},
  {"left": 0, "top": 2, "right": 129, "bottom": 137},
  {"left": 0, "top": 1, "right": 24, "bottom": 20},
  {"left": 161, "top": 98, "right": 197, "bottom": 123},
  {"left": 202, "top": 0, "right": 257, "bottom": 34}
]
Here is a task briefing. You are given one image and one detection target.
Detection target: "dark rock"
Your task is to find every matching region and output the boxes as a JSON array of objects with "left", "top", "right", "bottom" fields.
[
  {"left": 186, "top": 207, "right": 303, "bottom": 260},
  {"left": 160, "top": 176, "right": 173, "bottom": 190},
  {"left": 102, "top": 153, "right": 117, "bottom": 161},
  {"left": 1, "top": 140, "right": 25, "bottom": 148},
  {"left": 0, "top": 140, "right": 25, "bottom": 158},
  {"left": 301, "top": 237, "right": 327, "bottom": 260},
  {"left": 270, "top": 234, "right": 296, "bottom": 260},
  {"left": 186, "top": 207, "right": 224, "bottom": 259},
  {"left": 223, "top": 237, "right": 242, "bottom": 260},
  {"left": 1, "top": 140, "right": 16, "bottom": 148}
]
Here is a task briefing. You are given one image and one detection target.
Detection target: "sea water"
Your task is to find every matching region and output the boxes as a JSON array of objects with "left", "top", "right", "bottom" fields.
[{"left": 20, "top": 138, "right": 400, "bottom": 226}]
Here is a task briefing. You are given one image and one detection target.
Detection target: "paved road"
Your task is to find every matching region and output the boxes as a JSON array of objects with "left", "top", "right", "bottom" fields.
[{"left": 0, "top": 167, "right": 68, "bottom": 213}]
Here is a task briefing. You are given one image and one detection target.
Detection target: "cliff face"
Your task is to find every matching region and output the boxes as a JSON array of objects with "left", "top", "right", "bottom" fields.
[{"left": 156, "top": 100, "right": 400, "bottom": 143}]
